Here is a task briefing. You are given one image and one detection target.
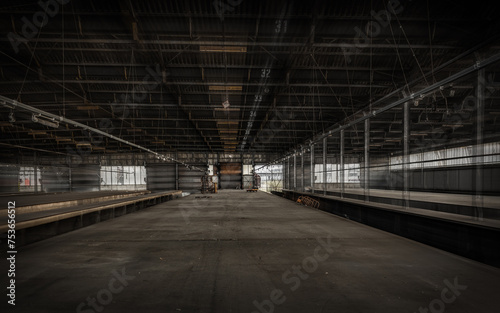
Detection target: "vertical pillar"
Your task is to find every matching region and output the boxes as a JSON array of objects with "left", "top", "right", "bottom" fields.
[
  {"left": 133, "top": 155, "right": 137, "bottom": 191},
  {"left": 98, "top": 155, "right": 102, "bottom": 191},
  {"left": 175, "top": 152, "right": 179, "bottom": 191},
  {"left": 287, "top": 158, "right": 290, "bottom": 190},
  {"left": 34, "top": 152, "right": 38, "bottom": 193},
  {"left": 216, "top": 152, "right": 221, "bottom": 190},
  {"left": 403, "top": 100, "right": 410, "bottom": 208},
  {"left": 340, "top": 129, "right": 345, "bottom": 198},
  {"left": 288, "top": 158, "right": 291, "bottom": 190},
  {"left": 109, "top": 162, "right": 112, "bottom": 191},
  {"left": 241, "top": 153, "right": 244, "bottom": 190},
  {"left": 34, "top": 164, "right": 41, "bottom": 192},
  {"left": 301, "top": 149, "right": 305, "bottom": 192},
  {"left": 69, "top": 156, "right": 73, "bottom": 192},
  {"left": 323, "top": 137, "right": 327, "bottom": 195},
  {"left": 364, "top": 118, "right": 370, "bottom": 202},
  {"left": 283, "top": 160, "right": 286, "bottom": 189},
  {"left": 282, "top": 160, "right": 286, "bottom": 190},
  {"left": 293, "top": 154, "right": 297, "bottom": 190},
  {"left": 310, "top": 144, "right": 315, "bottom": 194},
  {"left": 474, "top": 68, "right": 485, "bottom": 220}
]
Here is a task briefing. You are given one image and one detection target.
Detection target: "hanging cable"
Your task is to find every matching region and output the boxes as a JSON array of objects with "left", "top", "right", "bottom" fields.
[
  {"left": 62, "top": 3, "right": 65, "bottom": 116},
  {"left": 393, "top": 8, "right": 430, "bottom": 88},
  {"left": 309, "top": 54, "right": 350, "bottom": 123},
  {"left": 388, "top": 14, "right": 411, "bottom": 95}
]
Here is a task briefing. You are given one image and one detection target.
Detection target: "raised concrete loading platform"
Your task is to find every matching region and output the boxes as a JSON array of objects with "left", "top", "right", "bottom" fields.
[
  {"left": 281, "top": 189, "right": 500, "bottom": 268},
  {"left": 0, "top": 190, "right": 181, "bottom": 245},
  {"left": 1, "top": 190, "right": 498, "bottom": 312}
]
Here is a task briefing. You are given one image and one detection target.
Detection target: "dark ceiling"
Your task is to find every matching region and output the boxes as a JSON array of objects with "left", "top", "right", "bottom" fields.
[{"left": 1, "top": 0, "right": 499, "bottom": 159}]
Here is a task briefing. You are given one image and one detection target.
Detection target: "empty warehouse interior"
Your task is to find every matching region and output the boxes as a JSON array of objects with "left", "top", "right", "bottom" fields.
[{"left": 1, "top": 0, "right": 500, "bottom": 312}]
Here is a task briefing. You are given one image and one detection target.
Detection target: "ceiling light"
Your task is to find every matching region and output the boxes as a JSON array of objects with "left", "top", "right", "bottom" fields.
[
  {"left": 76, "top": 142, "right": 91, "bottom": 147},
  {"left": 28, "top": 130, "right": 47, "bottom": 135},
  {"left": 55, "top": 137, "right": 72, "bottom": 142},
  {"left": 32, "top": 114, "right": 59, "bottom": 128},
  {"left": 222, "top": 100, "right": 230, "bottom": 109},
  {"left": 200, "top": 46, "right": 247, "bottom": 53},
  {"left": 209, "top": 86, "right": 242, "bottom": 91}
]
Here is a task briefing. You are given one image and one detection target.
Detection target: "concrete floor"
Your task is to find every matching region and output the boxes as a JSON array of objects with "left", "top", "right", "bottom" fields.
[{"left": 1, "top": 190, "right": 499, "bottom": 312}]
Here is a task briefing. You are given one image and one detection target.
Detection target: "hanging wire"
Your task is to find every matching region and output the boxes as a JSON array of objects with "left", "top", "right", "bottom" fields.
[
  {"left": 62, "top": 3, "right": 65, "bottom": 116},
  {"left": 387, "top": 14, "right": 411, "bottom": 95},
  {"left": 369, "top": 0, "right": 373, "bottom": 112},
  {"left": 309, "top": 54, "right": 350, "bottom": 122},
  {"left": 118, "top": 49, "right": 136, "bottom": 139},
  {"left": 17, "top": 4, "right": 47, "bottom": 100},
  {"left": 426, "top": 0, "right": 449, "bottom": 114},
  {"left": 393, "top": 7, "right": 430, "bottom": 87}
]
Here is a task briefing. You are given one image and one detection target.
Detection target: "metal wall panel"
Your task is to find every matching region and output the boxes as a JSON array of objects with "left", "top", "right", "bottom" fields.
[
  {"left": 459, "top": 168, "right": 474, "bottom": 192},
  {"left": 41, "top": 166, "right": 70, "bottom": 192},
  {"left": 146, "top": 164, "right": 176, "bottom": 191},
  {"left": 0, "top": 165, "right": 19, "bottom": 193},
  {"left": 179, "top": 164, "right": 207, "bottom": 192},
  {"left": 220, "top": 162, "right": 242, "bottom": 189},
  {"left": 376, "top": 165, "right": 500, "bottom": 194},
  {"left": 71, "top": 165, "right": 100, "bottom": 192}
]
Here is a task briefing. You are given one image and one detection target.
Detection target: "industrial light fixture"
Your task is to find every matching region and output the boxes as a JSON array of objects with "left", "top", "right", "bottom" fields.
[
  {"left": 55, "top": 137, "right": 72, "bottom": 142},
  {"left": 75, "top": 142, "right": 91, "bottom": 147},
  {"left": 32, "top": 114, "right": 59, "bottom": 128},
  {"left": 222, "top": 99, "right": 230, "bottom": 108},
  {"left": 200, "top": 46, "right": 247, "bottom": 53},
  {"left": 27, "top": 130, "right": 47, "bottom": 135},
  {"left": 209, "top": 86, "right": 242, "bottom": 91}
]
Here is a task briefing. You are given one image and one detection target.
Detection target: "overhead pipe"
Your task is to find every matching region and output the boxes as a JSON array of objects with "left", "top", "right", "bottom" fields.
[{"left": 0, "top": 95, "right": 207, "bottom": 173}]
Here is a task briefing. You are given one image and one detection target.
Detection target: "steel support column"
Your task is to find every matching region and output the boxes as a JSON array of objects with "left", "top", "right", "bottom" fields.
[
  {"left": 340, "top": 129, "right": 345, "bottom": 198},
  {"left": 403, "top": 100, "right": 410, "bottom": 209},
  {"left": 287, "top": 158, "right": 290, "bottom": 190},
  {"left": 34, "top": 152, "right": 38, "bottom": 193},
  {"left": 474, "top": 68, "right": 485, "bottom": 220},
  {"left": 310, "top": 144, "right": 315, "bottom": 194},
  {"left": 133, "top": 154, "right": 137, "bottom": 191},
  {"left": 175, "top": 152, "right": 179, "bottom": 191},
  {"left": 301, "top": 150, "right": 305, "bottom": 192},
  {"left": 284, "top": 160, "right": 287, "bottom": 189},
  {"left": 364, "top": 118, "right": 370, "bottom": 202},
  {"left": 98, "top": 155, "right": 102, "bottom": 191},
  {"left": 293, "top": 154, "right": 297, "bottom": 190},
  {"left": 323, "top": 137, "right": 327, "bottom": 195}
]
